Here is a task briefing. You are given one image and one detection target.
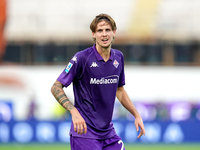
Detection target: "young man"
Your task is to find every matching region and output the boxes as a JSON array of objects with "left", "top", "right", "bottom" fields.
[{"left": 51, "top": 14, "right": 145, "bottom": 150}]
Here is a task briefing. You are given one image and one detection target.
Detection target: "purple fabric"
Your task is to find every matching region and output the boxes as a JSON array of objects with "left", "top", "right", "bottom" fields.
[
  {"left": 57, "top": 45, "right": 125, "bottom": 139},
  {"left": 70, "top": 135, "right": 126, "bottom": 150}
]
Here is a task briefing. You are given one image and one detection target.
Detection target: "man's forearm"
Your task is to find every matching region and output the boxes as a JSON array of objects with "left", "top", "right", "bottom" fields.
[
  {"left": 121, "top": 97, "right": 140, "bottom": 118},
  {"left": 51, "top": 80, "right": 74, "bottom": 112},
  {"left": 116, "top": 86, "right": 140, "bottom": 118}
]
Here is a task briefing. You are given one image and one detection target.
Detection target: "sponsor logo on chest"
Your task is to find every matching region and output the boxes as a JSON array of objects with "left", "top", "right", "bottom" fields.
[{"left": 90, "top": 75, "right": 119, "bottom": 85}]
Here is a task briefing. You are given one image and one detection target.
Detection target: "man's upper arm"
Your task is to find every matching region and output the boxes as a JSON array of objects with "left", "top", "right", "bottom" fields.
[{"left": 116, "top": 86, "right": 124, "bottom": 102}]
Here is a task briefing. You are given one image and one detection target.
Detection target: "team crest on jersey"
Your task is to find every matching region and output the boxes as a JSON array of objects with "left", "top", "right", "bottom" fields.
[
  {"left": 65, "top": 62, "right": 73, "bottom": 73},
  {"left": 113, "top": 60, "right": 119, "bottom": 68}
]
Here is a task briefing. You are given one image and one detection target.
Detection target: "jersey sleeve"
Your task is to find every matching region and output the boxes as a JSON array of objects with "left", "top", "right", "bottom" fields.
[
  {"left": 118, "top": 52, "right": 125, "bottom": 87},
  {"left": 57, "top": 53, "right": 82, "bottom": 87}
]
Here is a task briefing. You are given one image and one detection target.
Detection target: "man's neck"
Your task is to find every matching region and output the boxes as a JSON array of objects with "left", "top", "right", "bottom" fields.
[{"left": 95, "top": 44, "right": 111, "bottom": 62}]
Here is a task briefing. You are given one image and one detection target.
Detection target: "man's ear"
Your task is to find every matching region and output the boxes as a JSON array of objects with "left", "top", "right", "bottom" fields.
[
  {"left": 92, "top": 32, "right": 95, "bottom": 38},
  {"left": 113, "top": 30, "right": 116, "bottom": 36}
]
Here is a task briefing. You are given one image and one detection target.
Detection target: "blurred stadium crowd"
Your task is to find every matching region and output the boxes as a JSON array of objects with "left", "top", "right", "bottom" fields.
[
  {"left": 113, "top": 101, "right": 200, "bottom": 122},
  {"left": 1, "top": 0, "right": 200, "bottom": 66}
]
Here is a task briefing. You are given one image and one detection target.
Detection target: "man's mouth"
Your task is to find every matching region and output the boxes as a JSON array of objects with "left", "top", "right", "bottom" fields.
[{"left": 102, "top": 39, "right": 108, "bottom": 42}]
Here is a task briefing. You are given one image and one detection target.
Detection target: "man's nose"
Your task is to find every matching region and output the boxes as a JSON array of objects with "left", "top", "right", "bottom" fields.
[{"left": 103, "top": 31, "right": 107, "bottom": 36}]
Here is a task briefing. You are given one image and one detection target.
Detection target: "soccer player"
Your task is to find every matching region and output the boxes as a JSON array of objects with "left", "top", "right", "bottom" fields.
[{"left": 51, "top": 14, "right": 145, "bottom": 150}]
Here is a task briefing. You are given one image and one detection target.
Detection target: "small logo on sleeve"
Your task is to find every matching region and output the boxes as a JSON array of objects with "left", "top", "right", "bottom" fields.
[
  {"left": 65, "top": 62, "right": 73, "bottom": 73},
  {"left": 72, "top": 56, "right": 77, "bottom": 63}
]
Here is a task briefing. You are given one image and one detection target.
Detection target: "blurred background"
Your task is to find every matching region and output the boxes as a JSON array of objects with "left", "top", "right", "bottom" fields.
[{"left": 0, "top": 0, "right": 200, "bottom": 146}]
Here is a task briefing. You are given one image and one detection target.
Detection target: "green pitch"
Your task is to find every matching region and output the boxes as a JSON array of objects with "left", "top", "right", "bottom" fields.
[{"left": 0, "top": 143, "right": 199, "bottom": 150}]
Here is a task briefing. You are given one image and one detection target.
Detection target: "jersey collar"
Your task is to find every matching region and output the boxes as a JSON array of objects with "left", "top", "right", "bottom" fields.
[{"left": 92, "top": 44, "right": 114, "bottom": 61}]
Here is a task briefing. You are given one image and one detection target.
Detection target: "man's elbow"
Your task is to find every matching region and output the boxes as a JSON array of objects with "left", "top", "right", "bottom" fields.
[
  {"left": 51, "top": 80, "right": 64, "bottom": 95},
  {"left": 51, "top": 80, "right": 58, "bottom": 95},
  {"left": 51, "top": 83, "right": 55, "bottom": 95}
]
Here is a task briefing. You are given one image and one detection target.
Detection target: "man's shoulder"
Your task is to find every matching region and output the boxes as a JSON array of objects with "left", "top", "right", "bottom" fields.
[
  {"left": 111, "top": 48, "right": 124, "bottom": 58},
  {"left": 73, "top": 46, "right": 94, "bottom": 64},
  {"left": 76, "top": 46, "right": 94, "bottom": 58}
]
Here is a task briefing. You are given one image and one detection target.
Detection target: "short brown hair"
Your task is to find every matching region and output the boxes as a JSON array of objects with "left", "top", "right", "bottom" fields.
[{"left": 90, "top": 14, "right": 117, "bottom": 33}]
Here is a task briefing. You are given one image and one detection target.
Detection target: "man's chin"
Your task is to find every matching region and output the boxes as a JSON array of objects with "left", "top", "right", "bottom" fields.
[
  {"left": 99, "top": 43, "right": 111, "bottom": 49},
  {"left": 102, "top": 45, "right": 110, "bottom": 49}
]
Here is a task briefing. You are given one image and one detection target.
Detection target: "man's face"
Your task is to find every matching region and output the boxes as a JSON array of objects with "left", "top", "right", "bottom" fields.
[{"left": 92, "top": 21, "right": 116, "bottom": 49}]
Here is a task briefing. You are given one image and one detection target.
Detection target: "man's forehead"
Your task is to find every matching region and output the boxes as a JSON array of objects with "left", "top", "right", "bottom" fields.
[{"left": 96, "top": 21, "right": 112, "bottom": 28}]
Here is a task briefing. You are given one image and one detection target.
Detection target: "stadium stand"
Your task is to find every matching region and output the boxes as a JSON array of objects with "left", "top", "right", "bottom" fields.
[{"left": 2, "top": 0, "right": 200, "bottom": 65}]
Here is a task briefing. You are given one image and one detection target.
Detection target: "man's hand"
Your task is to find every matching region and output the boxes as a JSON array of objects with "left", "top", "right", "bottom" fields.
[
  {"left": 51, "top": 80, "right": 87, "bottom": 135},
  {"left": 70, "top": 108, "right": 87, "bottom": 135},
  {"left": 134, "top": 116, "right": 146, "bottom": 139}
]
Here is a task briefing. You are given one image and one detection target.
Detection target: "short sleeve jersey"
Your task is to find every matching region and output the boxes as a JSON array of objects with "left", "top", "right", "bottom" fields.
[{"left": 57, "top": 45, "right": 125, "bottom": 139}]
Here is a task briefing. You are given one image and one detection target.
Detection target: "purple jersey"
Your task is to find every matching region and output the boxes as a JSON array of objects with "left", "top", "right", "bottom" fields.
[{"left": 57, "top": 45, "right": 125, "bottom": 139}]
